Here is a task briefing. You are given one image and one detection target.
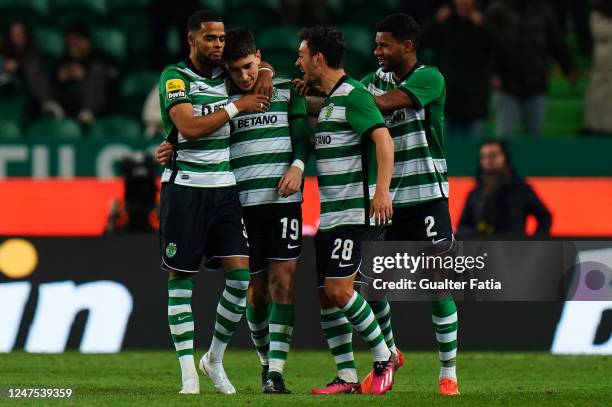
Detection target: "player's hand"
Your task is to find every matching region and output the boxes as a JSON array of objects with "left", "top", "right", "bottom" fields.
[
  {"left": 235, "top": 94, "right": 270, "bottom": 113},
  {"left": 156, "top": 141, "right": 175, "bottom": 166},
  {"left": 253, "top": 68, "right": 274, "bottom": 99},
  {"left": 292, "top": 79, "right": 325, "bottom": 97},
  {"left": 293, "top": 79, "right": 308, "bottom": 96},
  {"left": 370, "top": 189, "right": 393, "bottom": 226},
  {"left": 278, "top": 165, "right": 303, "bottom": 197}
]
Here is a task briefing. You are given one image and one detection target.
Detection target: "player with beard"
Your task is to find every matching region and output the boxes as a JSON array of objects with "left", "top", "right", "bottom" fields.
[
  {"left": 360, "top": 14, "right": 460, "bottom": 396},
  {"left": 295, "top": 26, "right": 396, "bottom": 395},
  {"left": 159, "top": 10, "right": 273, "bottom": 395}
]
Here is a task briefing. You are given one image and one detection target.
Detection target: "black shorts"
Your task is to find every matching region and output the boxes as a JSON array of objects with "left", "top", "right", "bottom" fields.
[
  {"left": 242, "top": 203, "right": 302, "bottom": 273},
  {"left": 315, "top": 225, "right": 386, "bottom": 287},
  {"left": 160, "top": 183, "right": 249, "bottom": 272},
  {"left": 387, "top": 198, "right": 455, "bottom": 253}
]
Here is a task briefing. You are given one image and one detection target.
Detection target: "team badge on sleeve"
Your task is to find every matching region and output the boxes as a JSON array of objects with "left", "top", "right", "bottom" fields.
[{"left": 166, "top": 79, "right": 186, "bottom": 100}]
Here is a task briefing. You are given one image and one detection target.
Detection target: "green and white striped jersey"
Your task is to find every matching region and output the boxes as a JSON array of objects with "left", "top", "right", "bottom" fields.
[
  {"left": 159, "top": 59, "right": 234, "bottom": 188},
  {"left": 227, "top": 77, "right": 309, "bottom": 207},
  {"left": 315, "top": 76, "right": 386, "bottom": 231},
  {"left": 361, "top": 65, "right": 449, "bottom": 207}
]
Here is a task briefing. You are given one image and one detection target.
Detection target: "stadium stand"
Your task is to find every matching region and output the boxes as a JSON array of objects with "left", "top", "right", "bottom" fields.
[
  {"left": 91, "top": 27, "right": 127, "bottom": 63},
  {"left": 119, "top": 71, "right": 159, "bottom": 118},
  {"left": 0, "top": 95, "right": 26, "bottom": 124},
  {"left": 257, "top": 26, "right": 301, "bottom": 78},
  {"left": 0, "top": 0, "right": 602, "bottom": 138},
  {"left": 89, "top": 116, "right": 142, "bottom": 140},
  {"left": 26, "top": 117, "right": 82, "bottom": 139},
  {"left": 339, "top": 25, "right": 376, "bottom": 79},
  {"left": 34, "top": 27, "right": 63, "bottom": 59},
  {"left": 50, "top": 0, "right": 107, "bottom": 29},
  {"left": 0, "top": 119, "right": 21, "bottom": 139},
  {"left": 198, "top": 0, "right": 225, "bottom": 14},
  {"left": 0, "top": 0, "right": 48, "bottom": 30},
  {"left": 226, "top": 0, "right": 282, "bottom": 32},
  {"left": 107, "top": 0, "right": 150, "bottom": 69}
]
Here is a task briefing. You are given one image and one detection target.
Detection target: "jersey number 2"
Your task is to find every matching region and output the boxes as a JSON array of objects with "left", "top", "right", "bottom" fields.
[{"left": 425, "top": 216, "right": 437, "bottom": 237}]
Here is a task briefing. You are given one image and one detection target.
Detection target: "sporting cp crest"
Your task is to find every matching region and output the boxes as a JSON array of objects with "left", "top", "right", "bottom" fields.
[
  {"left": 324, "top": 103, "right": 334, "bottom": 120},
  {"left": 166, "top": 243, "right": 177, "bottom": 258}
]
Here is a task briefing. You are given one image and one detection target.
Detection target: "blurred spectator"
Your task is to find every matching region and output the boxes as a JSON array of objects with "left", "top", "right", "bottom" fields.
[
  {"left": 142, "top": 83, "right": 164, "bottom": 138},
  {"left": 547, "top": 0, "right": 592, "bottom": 55},
  {"left": 584, "top": 0, "right": 612, "bottom": 135},
  {"left": 487, "top": 0, "right": 577, "bottom": 138},
  {"left": 458, "top": 140, "right": 552, "bottom": 237},
  {"left": 54, "top": 25, "right": 117, "bottom": 125},
  {"left": 0, "top": 21, "right": 62, "bottom": 117},
  {"left": 423, "top": 0, "right": 493, "bottom": 137}
]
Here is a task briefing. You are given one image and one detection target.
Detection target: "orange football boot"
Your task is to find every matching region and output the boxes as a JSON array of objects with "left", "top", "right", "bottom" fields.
[{"left": 439, "top": 377, "right": 460, "bottom": 396}]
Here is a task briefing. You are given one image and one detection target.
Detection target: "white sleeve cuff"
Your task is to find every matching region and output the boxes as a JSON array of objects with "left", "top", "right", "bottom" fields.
[
  {"left": 224, "top": 102, "right": 239, "bottom": 119},
  {"left": 291, "top": 159, "right": 305, "bottom": 171}
]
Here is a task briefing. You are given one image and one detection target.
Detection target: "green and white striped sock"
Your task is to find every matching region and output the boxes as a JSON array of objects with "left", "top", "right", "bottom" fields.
[
  {"left": 341, "top": 292, "right": 391, "bottom": 362},
  {"left": 208, "top": 268, "right": 250, "bottom": 363},
  {"left": 320, "top": 307, "right": 357, "bottom": 383},
  {"left": 431, "top": 298, "right": 458, "bottom": 373},
  {"left": 268, "top": 303, "right": 294, "bottom": 378},
  {"left": 368, "top": 298, "right": 397, "bottom": 354},
  {"left": 168, "top": 276, "right": 197, "bottom": 381},
  {"left": 246, "top": 304, "right": 270, "bottom": 367}
]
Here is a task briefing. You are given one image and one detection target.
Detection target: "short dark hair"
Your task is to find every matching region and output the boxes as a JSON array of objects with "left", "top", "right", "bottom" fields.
[
  {"left": 376, "top": 13, "right": 421, "bottom": 49},
  {"left": 187, "top": 10, "right": 223, "bottom": 32},
  {"left": 299, "top": 26, "right": 345, "bottom": 69},
  {"left": 223, "top": 28, "right": 257, "bottom": 62}
]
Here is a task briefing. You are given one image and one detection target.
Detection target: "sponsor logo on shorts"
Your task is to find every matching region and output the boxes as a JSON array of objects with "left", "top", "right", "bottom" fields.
[
  {"left": 166, "top": 243, "right": 177, "bottom": 258},
  {"left": 287, "top": 244, "right": 300, "bottom": 249},
  {"left": 338, "top": 262, "right": 354, "bottom": 268}
]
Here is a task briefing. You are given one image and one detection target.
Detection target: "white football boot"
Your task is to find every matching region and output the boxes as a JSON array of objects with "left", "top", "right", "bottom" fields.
[
  {"left": 199, "top": 352, "right": 236, "bottom": 394},
  {"left": 179, "top": 377, "right": 200, "bottom": 394}
]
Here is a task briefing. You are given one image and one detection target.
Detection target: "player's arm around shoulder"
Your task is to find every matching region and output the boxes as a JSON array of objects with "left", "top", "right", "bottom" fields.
[
  {"left": 162, "top": 71, "right": 270, "bottom": 141},
  {"left": 169, "top": 96, "right": 271, "bottom": 141},
  {"left": 373, "top": 66, "right": 445, "bottom": 114}
]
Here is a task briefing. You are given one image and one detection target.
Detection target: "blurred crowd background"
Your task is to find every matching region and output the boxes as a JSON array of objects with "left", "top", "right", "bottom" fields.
[
  {"left": 1, "top": 0, "right": 611, "bottom": 238},
  {"left": 1, "top": 0, "right": 610, "bottom": 140}
]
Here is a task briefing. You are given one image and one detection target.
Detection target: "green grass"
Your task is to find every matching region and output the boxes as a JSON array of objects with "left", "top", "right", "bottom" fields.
[{"left": 1, "top": 351, "right": 611, "bottom": 406}]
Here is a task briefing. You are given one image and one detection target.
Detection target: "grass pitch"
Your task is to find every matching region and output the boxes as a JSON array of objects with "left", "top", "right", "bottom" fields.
[{"left": 1, "top": 351, "right": 611, "bottom": 406}]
